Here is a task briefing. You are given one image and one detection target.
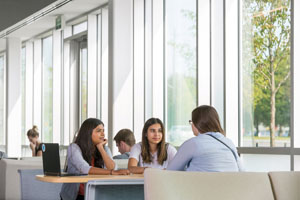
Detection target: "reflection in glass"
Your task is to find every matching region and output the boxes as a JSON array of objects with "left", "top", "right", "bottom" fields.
[
  {"left": 21, "top": 47, "right": 26, "bottom": 144},
  {"left": 42, "top": 36, "right": 53, "bottom": 142},
  {"left": 241, "top": 0, "right": 291, "bottom": 147},
  {"left": 0, "top": 56, "right": 4, "bottom": 148},
  {"left": 80, "top": 48, "right": 87, "bottom": 124},
  {"left": 166, "top": 0, "right": 196, "bottom": 146}
]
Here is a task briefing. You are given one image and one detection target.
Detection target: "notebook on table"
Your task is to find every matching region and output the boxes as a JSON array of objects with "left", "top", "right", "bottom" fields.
[{"left": 41, "top": 143, "right": 87, "bottom": 177}]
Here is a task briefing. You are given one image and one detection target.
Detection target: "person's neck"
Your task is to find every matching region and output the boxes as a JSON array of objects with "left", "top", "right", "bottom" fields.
[{"left": 149, "top": 143, "right": 157, "bottom": 154}]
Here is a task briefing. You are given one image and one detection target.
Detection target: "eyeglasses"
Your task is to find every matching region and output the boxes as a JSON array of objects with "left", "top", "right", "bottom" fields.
[{"left": 188, "top": 120, "right": 192, "bottom": 125}]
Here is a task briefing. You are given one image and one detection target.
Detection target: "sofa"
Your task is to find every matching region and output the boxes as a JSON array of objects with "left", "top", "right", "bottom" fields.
[{"left": 144, "top": 169, "right": 300, "bottom": 200}]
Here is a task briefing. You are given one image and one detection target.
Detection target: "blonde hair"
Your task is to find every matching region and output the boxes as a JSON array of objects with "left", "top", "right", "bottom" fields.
[{"left": 27, "top": 125, "right": 39, "bottom": 138}]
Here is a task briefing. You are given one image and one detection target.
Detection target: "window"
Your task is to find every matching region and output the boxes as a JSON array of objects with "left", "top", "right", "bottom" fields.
[
  {"left": 165, "top": 0, "right": 197, "bottom": 146},
  {"left": 0, "top": 55, "right": 5, "bottom": 152},
  {"left": 21, "top": 47, "right": 26, "bottom": 145},
  {"left": 42, "top": 36, "right": 53, "bottom": 142},
  {"left": 80, "top": 46, "right": 87, "bottom": 124},
  {"left": 241, "top": 0, "right": 291, "bottom": 147}
]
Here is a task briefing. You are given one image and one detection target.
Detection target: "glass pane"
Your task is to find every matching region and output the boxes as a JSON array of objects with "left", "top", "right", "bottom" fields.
[
  {"left": 21, "top": 48, "right": 26, "bottom": 145},
  {"left": 0, "top": 56, "right": 4, "bottom": 148},
  {"left": 241, "top": 154, "right": 290, "bottom": 171},
  {"left": 42, "top": 36, "right": 53, "bottom": 142},
  {"left": 80, "top": 48, "right": 87, "bottom": 124},
  {"left": 295, "top": 155, "right": 300, "bottom": 171},
  {"left": 241, "top": 0, "right": 291, "bottom": 147},
  {"left": 166, "top": 0, "right": 197, "bottom": 146},
  {"left": 73, "top": 21, "right": 87, "bottom": 35}
]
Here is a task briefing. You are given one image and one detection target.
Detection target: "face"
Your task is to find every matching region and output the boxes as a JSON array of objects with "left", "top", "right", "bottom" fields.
[
  {"left": 191, "top": 123, "right": 199, "bottom": 136},
  {"left": 116, "top": 141, "right": 126, "bottom": 154},
  {"left": 146, "top": 123, "right": 163, "bottom": 145},
  {"left": 28, "top": 136, "right": 38, "bottom": 144},
  {"left": 91, "top": 124, "right": 105, "bottom": 145}
]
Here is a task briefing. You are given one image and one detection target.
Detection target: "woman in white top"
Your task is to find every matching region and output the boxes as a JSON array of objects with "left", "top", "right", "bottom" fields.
[{"left": 128, "top": 118, "right": 177, "bottom": 174}]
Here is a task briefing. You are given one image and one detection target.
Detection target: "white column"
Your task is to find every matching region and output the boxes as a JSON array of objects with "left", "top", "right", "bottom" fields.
[
  {"left": 198, "top": 0, "right": 211, "bottom": 106},
  {"left": 33, "top": 39, "right": 42, "bottom": 135},
  {"left": 6, "top": 37, "right": 21, "bottom": 157},
  {"left": 108, "top": 0, "right": 133, "bottom": 155},
  {"left": 87, "top": 14, "right": 98, "bottom": 118},
  {"left": 225, "top": 0, "right": 239, "bottom": 145},
  {"left": 294, "top": 0, "right": 300, "bottom": 148},
  {"left": 25, "top": 41, "right": 33, "bottom": 145},
  {"left": 144, "top": 0, "right": 153, "bottom": 120},
  {"left": 63, "top": 40, "right": 70, "bottom": 144},
  {"left": 133, "top": 0, "right": 145, "bottom": 143},
  {"left": 211, "top": 0, "right": 225, "bottom": 127},
  {"left": 100, "top": 8, "right": 109, "bottom": 127},
  {"left": 53, "top": 30, "right": 62, "bottom": 143},
  {"left": 152, "top": 0, "right": 164, "bottom": 121}
]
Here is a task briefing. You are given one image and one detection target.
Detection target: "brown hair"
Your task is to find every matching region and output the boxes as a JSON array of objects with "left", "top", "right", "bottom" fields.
[
  {"left": 141, "top": 118, "right": 167, "bottom": 165},
  {"left": 27, "top": 125, "right": 39, "bottom": 138},
  {"left": 192, "top": 105, "right": 225, "bottom": 136},
  {"left": 114, "top": 129, "right": 136, "bottom": 147}
]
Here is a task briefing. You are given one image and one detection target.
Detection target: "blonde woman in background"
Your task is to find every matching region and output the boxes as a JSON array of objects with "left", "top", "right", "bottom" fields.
[{"left": 27, "top": 125, "right": 42, "bottom": 157}]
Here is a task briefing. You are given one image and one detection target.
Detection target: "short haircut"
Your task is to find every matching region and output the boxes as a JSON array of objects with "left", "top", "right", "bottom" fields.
[{"left": 114, "top": 129, "right": 135, "bottom": 147}]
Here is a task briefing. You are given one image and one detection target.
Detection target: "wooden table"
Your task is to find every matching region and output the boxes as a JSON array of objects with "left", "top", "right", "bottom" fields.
[
  {"left": 36, "top": 174, "right": 143, "bottom": 183},
  {"left": 36, "top": 174, "right": 144, "bottom": 200}
]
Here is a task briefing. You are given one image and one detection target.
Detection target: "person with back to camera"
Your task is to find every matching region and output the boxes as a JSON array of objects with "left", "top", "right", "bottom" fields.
[
  {"left": 60, "top": 118, "right": 130, "bottom": 200},
  {"left": 167, "top": 105, "right": 244, "bottom": 172},
  {"left": 113, "top": 129, "right": 136, "bottom": 159},
  {"left": 27, "top": 125, "right": 42, "bottom": 157},
  {"left": 128, "top": 118, "right": 177, "bottom": 174}
]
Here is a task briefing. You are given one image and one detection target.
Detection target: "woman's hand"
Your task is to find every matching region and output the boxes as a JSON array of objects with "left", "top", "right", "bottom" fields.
[
  {"left": 112, "top": 169, "right": 130, "bottom": 175},
  {"left": 96, "top": 139, "right": 108, "bottom": 149},
  {"left": 29, "top": 142, "right": 36, "bottom": 150}
]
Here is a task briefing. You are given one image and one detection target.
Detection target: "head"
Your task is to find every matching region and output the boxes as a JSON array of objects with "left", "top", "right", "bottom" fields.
[
  {"left": 114, "top": 129, "right": 135, "bottom": 154},
  {"left": 27, "top": 125, "right": 39, "bottom": 144},
  {"left": 141, "top": 118, "right": 167, "bottom": 165},
  {"left": 191, "top": 105, "right": 225, "bottom": 136},
  {"left": 75, "top": 118, "right": 105, "bottom": 167}
]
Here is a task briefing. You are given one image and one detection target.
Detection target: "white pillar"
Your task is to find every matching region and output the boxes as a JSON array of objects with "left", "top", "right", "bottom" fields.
[
  {"left": 53, "top": 30, "right": 62, "bottom": 144},
  {"left": 25, "top": 41, "right": 33, "bottom": 145},
  {"left": 108, "top": 0, "right": 133, "bottom": 155},
  {"left": 87, "top": 14, "right": 98, "bottom": 118},
  {"left": 6, "top": 37, "right": 22, "bottom": 157}
]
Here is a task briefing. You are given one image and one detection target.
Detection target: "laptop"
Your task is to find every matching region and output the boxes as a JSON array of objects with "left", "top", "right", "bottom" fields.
[{"left": 41, "top": 143, "right": 87, "bottom": 176}]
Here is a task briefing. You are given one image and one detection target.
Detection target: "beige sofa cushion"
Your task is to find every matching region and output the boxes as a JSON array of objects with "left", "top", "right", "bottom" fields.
[
  {"left": 0, "top": 159, "right": 43, "bottom": 200},
  {"left": 269, "top": 171, "right": 300, "bottom": 200},
  {"left": 144, "top": 169, "right": 274, "bottom": 200}
]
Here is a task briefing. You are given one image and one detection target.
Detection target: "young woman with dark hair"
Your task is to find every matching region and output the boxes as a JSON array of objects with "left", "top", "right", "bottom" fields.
[
  {"left": 27, "top": 125, "right": 42, "bottom": 157},
  {"left": 60, "top": 118, "right": 130, "bottom": 200},
  {"left": 128, "top": 118, "right": 177, "bottom": 174},
  {"left": 167, "top": 105, "right": 244, "bottom": 172}
]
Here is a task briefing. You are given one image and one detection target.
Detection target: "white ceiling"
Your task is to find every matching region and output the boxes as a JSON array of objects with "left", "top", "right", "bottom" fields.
[{"left": 0, "top": 0, "right": 107, "bottom": 52}]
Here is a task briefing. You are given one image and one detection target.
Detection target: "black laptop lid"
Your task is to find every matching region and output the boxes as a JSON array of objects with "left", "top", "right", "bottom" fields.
[{"left": 42, "top": 143, "right": 61, "bottom": 176}]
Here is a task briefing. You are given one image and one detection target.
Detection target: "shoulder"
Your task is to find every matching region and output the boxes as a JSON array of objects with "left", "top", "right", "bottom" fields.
[
  {"left": 131, "top": 143, "right": 142, "bottom": 151},
  {"left": 166, "top": 143, "right": 177, "bottom": 152}
]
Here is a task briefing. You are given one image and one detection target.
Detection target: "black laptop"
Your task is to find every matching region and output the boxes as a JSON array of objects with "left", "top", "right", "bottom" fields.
[{"left": 41, "top": 143, "right": 87, "bottom": 176}]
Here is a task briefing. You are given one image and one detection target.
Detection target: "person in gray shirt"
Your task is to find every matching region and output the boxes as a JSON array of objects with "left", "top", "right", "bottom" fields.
[
  {"left": 60, "top": 118, "right": 130, "bottom": 200},
  {"left": 113, "top": 129, "right": 136, "bottom": 159}
]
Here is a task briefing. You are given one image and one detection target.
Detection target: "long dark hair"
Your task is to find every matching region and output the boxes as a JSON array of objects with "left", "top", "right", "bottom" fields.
[
  {"left": 74, "top": 118, "right": 105, "bottom": 168},
  {"left": 141, "top": 118, "right": 167, "bottom": 165},
  {"left": 192, "top": 105, "right": 225, "bottom": 136}
]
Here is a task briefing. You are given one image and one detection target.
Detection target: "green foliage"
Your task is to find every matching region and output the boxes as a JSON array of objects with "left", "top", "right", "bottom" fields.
[{"left": 243, "top": 0, "right": 291, "bottom": 144}]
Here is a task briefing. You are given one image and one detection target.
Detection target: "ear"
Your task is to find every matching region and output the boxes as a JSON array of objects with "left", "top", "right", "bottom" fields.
[{"left": 120, "top": 141, "right": 125, "bottom": 147}]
